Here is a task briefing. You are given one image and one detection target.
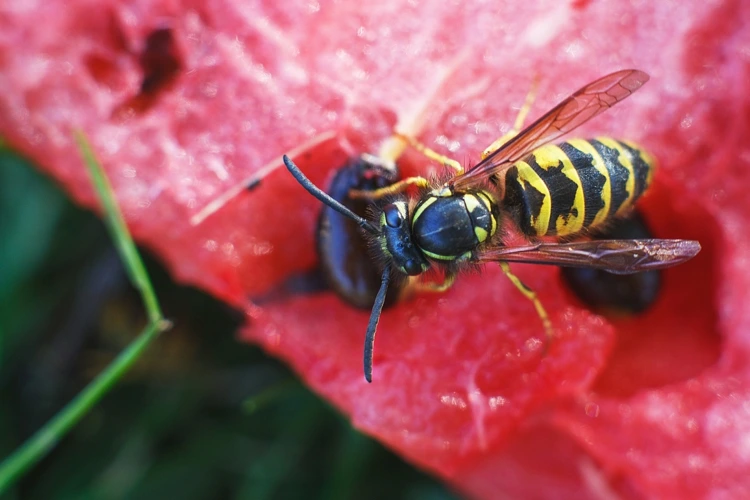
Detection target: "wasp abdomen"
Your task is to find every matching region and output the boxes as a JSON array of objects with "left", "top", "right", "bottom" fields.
[
  {"left": 412, "top": 192, "right": 497, "bottom": 261},
  {"left": 562, "top": 211, "right": 661, "bottom": 315},
  {"left": 504, "top": 138, "right": 655, "bottom": 237}
]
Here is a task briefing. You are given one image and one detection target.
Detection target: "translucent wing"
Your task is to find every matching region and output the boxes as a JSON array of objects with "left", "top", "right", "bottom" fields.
[
  {"left": 477, "top": 239, "right": 701, "bottom": 274},
  {"left": 449, "top": 69, "right": 649, "bottom": 191}
]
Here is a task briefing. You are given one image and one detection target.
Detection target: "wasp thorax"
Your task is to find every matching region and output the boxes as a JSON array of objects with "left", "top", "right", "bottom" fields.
[
  {"left": 379, "top": 201, "right": 429, "bottom": 276},
  {"left": 411, "top": 191, "right": 498, "bottom": 261}
]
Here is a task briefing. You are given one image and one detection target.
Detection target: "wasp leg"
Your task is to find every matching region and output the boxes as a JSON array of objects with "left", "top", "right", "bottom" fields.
[
  {"left": 413, "top": 272, "right": 456, "bottom": 293},
  {"left": 349, "top": 175, "right": 431, "bottom": 200},
  {"left": 481, "top": 78, "right": 540, "bottom": 160},
  {"left": 393, "top": 132, "right": 464, "bottom": 174},
  {"left": 499, "top": 261, "right": 553, "bottom": 347}
]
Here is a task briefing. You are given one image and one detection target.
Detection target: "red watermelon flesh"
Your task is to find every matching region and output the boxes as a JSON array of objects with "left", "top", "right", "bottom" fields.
[{"left": 1, "top": 0, "right": 748, "bottom": 497}]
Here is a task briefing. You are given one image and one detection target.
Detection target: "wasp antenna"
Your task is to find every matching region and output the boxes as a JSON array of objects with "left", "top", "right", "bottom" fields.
[
  {"left": 363, "top": 267, "right": 391, "bottom": 383},
  {"left": 282, "top": 155, "right": 380, "bottom": 234}
]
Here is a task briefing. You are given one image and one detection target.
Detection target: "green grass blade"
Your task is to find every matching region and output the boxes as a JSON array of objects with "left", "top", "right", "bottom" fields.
[
  {"left": 73, "top": 131, "right": 163, "bottom": 323},
  {"left": 0, "top": 133, "right": 171, "bottom": 494}
]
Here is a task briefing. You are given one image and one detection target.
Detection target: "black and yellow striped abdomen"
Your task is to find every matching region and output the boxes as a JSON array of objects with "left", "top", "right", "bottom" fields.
[{"left": 503, "top": 138, "right": 656, "bottom": 237}]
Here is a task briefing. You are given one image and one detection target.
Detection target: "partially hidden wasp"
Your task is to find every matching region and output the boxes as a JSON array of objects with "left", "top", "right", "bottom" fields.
[
  {"left": 190, "top": 129, "right": 418, "bottom": 311},
  {"left": 316, "top": 152, "right": 406, "bottom": 310},
  {"left": 281, "top": 69, "right": 701, "bottom": 382}
]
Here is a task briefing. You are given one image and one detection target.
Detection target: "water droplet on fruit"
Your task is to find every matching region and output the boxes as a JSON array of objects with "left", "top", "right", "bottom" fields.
[
  {"left": 408, "top": 315, "right": 421, "bottom": 329},
  {"left": 451, "top": 114, "right": 468, "bottom": 127},
  {"left": 585, "top": 402, "right": 600, "bottom": 417},
  {"left": 306, "top": 0, "right": 320, "bottom": 13},
  {"left": 251, "top": 241, "right": 273, "bottom": 256},
  {"left": 221, "top": 242, "right": 235, "bottom": 256},
  {"left": 488, "top": 396, "right": 507, "bottom": 410},
  {"left": 440, "top": 393, "right": 468, "bottom": 409},
  {"left": 435, "top": 135, "right": 460, "bottom": 153},
  {"left": 525, "top": 337, "right": 543, "bottom": 352},
  {"left": 687, "top": 454, "right": 707, "bottom": 470},
  {"left": 201, "top": 81, "right": 218, "bottom": 98}
]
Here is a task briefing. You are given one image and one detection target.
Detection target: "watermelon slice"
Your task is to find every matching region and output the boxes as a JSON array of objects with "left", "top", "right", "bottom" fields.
[{"left": 1, "top": 0, "right": 747, "bottom": 497}]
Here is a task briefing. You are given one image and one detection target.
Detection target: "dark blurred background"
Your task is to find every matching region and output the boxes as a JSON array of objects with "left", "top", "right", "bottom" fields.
[{"left": 0, "top": 148, "right": 457, "bottom": 500}]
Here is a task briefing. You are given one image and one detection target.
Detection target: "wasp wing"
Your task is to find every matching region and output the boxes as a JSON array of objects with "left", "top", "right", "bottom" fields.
[
  {"left": 478, "top": 239, "right": 700, "bottom": 274},
  {"left": 449, "top": 69, "right": 650, "bottom": 191}
]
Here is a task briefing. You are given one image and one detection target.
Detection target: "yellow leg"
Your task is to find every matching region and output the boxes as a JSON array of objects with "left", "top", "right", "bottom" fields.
[
  {"left": 413, "top": 272, "right": 456, "bottom": 293},
  {"left": 349, "top": 175, "right": 431, "bottom": 200},
  {"left": 499, "top": 261, "right": 553, "bottom": 347},
  {"left": 481, "top": 77, "right": 540, "bottom": 160},
  {"left": 393, "top": 131, "right": 464, "bottom": 174}
]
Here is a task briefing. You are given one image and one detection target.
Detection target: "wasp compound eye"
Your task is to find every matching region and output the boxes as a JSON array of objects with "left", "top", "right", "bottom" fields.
[
  {"left": 403, "top": 258, "right": 422, "bottom": 276},
  {"left": 383, "top": 204, "right": 403, "bottom": 228}
]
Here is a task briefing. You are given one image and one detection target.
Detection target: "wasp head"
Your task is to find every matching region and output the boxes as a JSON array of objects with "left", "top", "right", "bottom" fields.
[{"left": 377, "top": 201, "right": 429, "bottom": 276}]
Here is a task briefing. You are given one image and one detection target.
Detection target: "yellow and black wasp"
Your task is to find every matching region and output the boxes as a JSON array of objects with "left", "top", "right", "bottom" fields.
[{"left": 282, "top": 69, "right": 701, "bottom": 382}]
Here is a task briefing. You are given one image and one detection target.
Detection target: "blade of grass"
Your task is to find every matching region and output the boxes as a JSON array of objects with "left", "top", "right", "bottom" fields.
[
  {"left": 74, "top": 132, "right": 163, "bottom": 323},
  {"left": 0, "top": 132, "right": 172, "bottom": 494}
]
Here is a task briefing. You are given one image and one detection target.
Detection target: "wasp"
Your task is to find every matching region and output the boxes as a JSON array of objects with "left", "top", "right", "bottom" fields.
[{"left": 282, "top": 69, "right": 701, "bottom": 382}]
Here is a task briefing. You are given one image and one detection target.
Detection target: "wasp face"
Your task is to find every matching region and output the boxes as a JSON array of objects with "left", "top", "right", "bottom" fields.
[{"left": 378, "top": 201, "right": 429, "bottom": 276}]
